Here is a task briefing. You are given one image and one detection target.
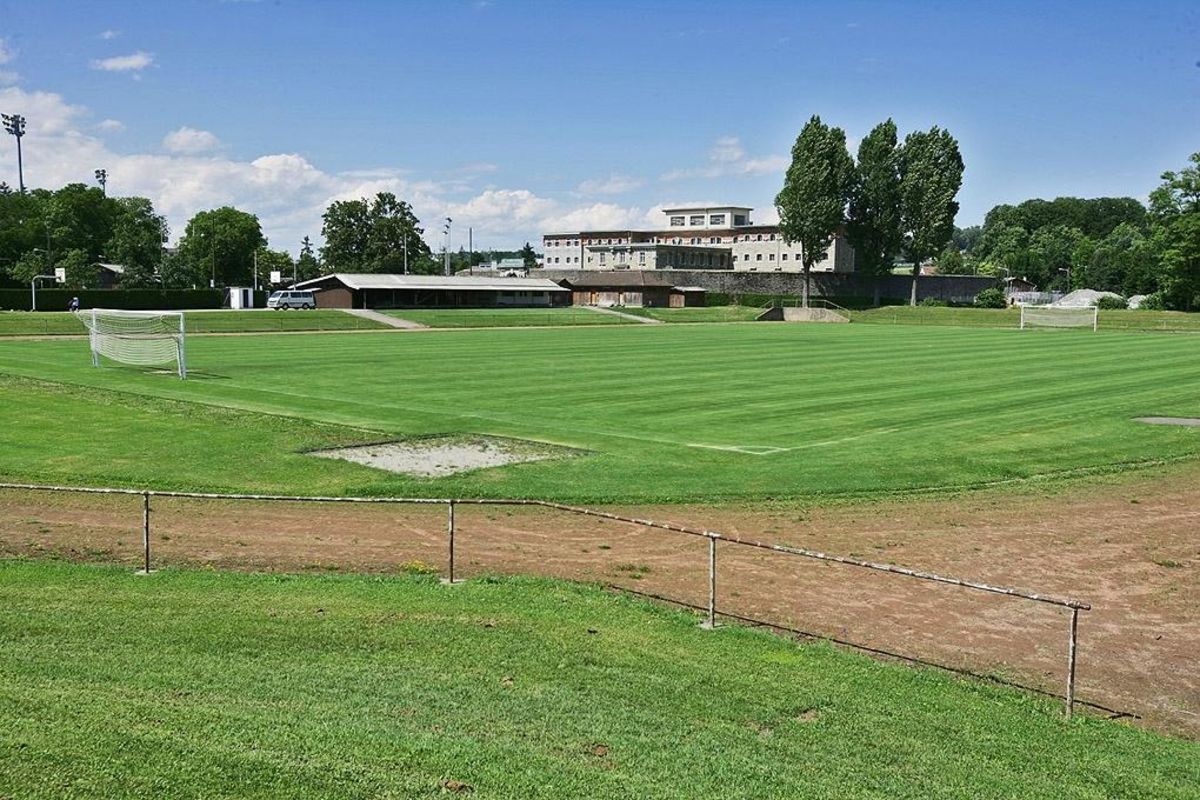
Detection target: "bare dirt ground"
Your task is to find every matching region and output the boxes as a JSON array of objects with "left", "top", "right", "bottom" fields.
[{"left": 2, "top": 468, "right": 1197, "bottom": 738}]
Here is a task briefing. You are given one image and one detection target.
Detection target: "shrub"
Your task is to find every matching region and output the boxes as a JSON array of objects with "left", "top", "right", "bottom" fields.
[
  {"left": 918, "top": 297, "right": 948, "bottom": 307},
  {"left": 1096, "top": 295, "right": 1128, "bottom": 310},
  {"left": 973, "top": 287, "right": 1007, "bottom": 308}
]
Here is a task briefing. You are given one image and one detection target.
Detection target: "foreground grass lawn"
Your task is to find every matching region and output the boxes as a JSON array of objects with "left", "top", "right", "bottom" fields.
[
  {"left": 1, "top": 561, "right": 1194, "bottom": 799},
  {"left": 3, "top": 323, "right": 1200, "bottom": 502},
  {"left": 0, "top": 310, "right": 387, "bottom": 336},
  {"left": 383, "top": 307, "right": 636, "bottom": 327}
]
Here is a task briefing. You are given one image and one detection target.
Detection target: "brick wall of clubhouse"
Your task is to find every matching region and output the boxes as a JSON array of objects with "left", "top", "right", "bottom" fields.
[{"left": 539, "top": 270, "right": 998, "bottom": 304}]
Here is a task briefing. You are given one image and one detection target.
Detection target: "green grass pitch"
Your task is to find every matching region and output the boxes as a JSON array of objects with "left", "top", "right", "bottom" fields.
[
  {"left": 2, "top": 561, "right": 1194, "bottom": 799},
  {"left": 1, "top": 323, "right": 1199, "bottom": 502}
]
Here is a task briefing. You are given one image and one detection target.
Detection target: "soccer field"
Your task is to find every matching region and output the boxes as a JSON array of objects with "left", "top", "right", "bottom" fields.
[{"left": 1, "top": 323, "right": 1199, "bottom": 502}]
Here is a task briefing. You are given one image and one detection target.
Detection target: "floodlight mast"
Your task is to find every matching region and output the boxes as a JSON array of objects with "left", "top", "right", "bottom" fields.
[
  {"left": 94, "top": 168, "right": 107, "bottom": 195},
  {"left": 2, "top": 113, "right": 26, "bottom": 193},
  {"left": 443, "top": 217, "right": 452, "bottom": 276}
]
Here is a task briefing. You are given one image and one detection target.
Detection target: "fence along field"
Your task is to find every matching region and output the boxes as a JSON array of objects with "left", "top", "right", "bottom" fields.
[{"left": 1, "top": 323, "right": 1200, "bottom": 503}]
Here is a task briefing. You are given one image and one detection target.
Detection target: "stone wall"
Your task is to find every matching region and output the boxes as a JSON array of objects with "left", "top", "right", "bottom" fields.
[{"left": 538, "top": 269, "right": 998, "bottom": 305}]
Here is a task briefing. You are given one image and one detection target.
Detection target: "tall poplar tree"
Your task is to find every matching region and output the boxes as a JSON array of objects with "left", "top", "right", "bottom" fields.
[
  {"left": 776, "top": 115, "right": 854, "bottom": 307},
  {"left": 846, "top": 119, "right": 903, "bottom": 306},
  {"left": 899, "top": 126, "right": 964, "bottom": 305}
]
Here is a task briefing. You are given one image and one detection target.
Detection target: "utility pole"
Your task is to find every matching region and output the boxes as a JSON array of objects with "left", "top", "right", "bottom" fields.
[
  {"left": 94, "top": 168, "right": 108, "bottom": 196},
  {"left": 403, "top": 231, "right": 408, "bottom": 274},
  {"left": 468, "top": 227, "right": 473, "bottom": 274},
  {"left": 2, "top": 113, "right": 26, "bottom": 193}
]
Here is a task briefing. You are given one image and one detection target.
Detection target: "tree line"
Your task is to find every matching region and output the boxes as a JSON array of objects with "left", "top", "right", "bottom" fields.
[
  {"left": 775, "top": 115, "right": 964, "bottom": 306},
  {"left": 944, "top": 156, "right": 1200, "bottom": 309},
  {"left": 0, "top": 184, "right": 459, "bottom": 290}
]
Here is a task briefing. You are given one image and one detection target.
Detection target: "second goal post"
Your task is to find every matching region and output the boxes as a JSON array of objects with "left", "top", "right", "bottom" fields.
[{"left": 1019, "top": 305, "right": 1098, "bottom": 331}]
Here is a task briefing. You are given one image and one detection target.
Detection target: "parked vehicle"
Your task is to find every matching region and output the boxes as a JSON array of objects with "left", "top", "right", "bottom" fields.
[{"left": 266, "top": 290, "right": 316, "bottom": 310}]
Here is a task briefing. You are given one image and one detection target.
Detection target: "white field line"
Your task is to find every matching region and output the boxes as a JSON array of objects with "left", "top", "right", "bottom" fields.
[{"left": 687, "top": 426, "right": 903, "bottom": 456}]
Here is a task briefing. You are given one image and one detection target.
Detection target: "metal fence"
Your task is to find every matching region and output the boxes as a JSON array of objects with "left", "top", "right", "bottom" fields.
[{"left": 0, "top": 481, "right": 1093, "bottom": 718}]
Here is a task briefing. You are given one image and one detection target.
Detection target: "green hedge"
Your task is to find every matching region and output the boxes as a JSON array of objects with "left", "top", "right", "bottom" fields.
[{"left": 0, "top": 288, "right": 256, "bottom": 311}]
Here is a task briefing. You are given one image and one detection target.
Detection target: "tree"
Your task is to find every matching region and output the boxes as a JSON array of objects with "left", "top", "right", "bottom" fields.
[
  {"left": 846, "top": 119, "right": 903, "bottom": 306},
  {"left": 898, "top": 126, "right": 963, "bottom": 305},
  {"left": 105, "top": 197, "right": 168, "bottom": 287},
  {"left": 56, "top": 248, "right": 94, "bottom": 289},
  {"left": 296, "top": 235, "right": 321, "bottom": 281},
  {"left": 320, "top": 192, "right": 433, "bottom": 273},
  {"left": 1148, "top": 153, "right": 1200, "bottom": 309},
  {"left": 1028, "top": 225, "right": 1084, "bottom": 290},
  {"left": 776, "top": 115, "right": 854, "bottom": 307},
  {"left": 519, "top": 242, "right": 537, "bottom": 268},
  {"left": 936, "top": 244, "right": 964, "bottom": 274},
  {"left": 255, "top": 248, "right": 295, "bottom": 287},
  {"left": 175, "top": 207, "right": 266, "bottom": 287}
]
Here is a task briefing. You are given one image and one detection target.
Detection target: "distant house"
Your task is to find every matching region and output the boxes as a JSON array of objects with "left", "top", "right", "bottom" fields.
[
  {"left": 560, "top": 272, "right": 705, "bottom": 308},
  {"left": 95, "top": 262, "right": 125, "bottom": 289},
  {"left": 1003, "top": 276, "right": 1037, "bottom": 294},
  {"left": 293, "top": 273, "right": 569, "bottom": 309}
]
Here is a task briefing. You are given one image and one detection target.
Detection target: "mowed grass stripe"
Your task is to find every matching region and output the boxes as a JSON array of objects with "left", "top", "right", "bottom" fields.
[{"left": 1, "top": 324, "right": 1199, "bottom": 501}]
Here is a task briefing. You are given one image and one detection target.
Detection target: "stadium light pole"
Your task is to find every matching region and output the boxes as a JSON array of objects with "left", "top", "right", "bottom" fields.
[
  {"left": 443, "top": 217, "right": 452, "bottom": 276},
  {"left": 2, "top": 113, "right": 26, "bottom": 193},
  {"left": 94, "top": 168, "right": 107, "bottom": 196}
]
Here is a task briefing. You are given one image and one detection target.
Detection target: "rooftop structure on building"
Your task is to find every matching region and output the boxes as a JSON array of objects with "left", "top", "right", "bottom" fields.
[{"left": 541, "top": 205, "right": 854, "bottom": 274}]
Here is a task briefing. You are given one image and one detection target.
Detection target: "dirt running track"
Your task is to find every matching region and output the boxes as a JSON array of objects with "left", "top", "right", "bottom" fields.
[{"left": 1, "top": 469, "right": 1197, "bottom": 739}]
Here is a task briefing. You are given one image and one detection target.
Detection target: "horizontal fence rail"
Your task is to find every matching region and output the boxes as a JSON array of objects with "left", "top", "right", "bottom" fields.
[{"left": 0, "top": 481, "right": 1092, "bottom": 717}]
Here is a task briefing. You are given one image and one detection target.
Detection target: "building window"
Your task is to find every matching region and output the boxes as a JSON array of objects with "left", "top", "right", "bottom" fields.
[
  {"left": 743, "top": 254, "right": 750, "bottom": 261},
  {"left": 670, "top": 216, "right": 685, "bottom": 226},
  {"left": 639, "top": 252, "right": 646, "bottom": 265},
  {"left": 599, "top": 253, "right": 606, "bottom": 265},
  {"left": 734, "top": 214, "right": 747, "bottom": 226},
  {"left": 756, "top": 253, "right": 763, "bottom": 261},
  {"left": 781, "top": 253, "right": 788, "bottom": 261},
  {"left": 710, "top": 214, "right": 725, "bottom": 225},
  {"left": 768, "top": 253, "right": 775, "bottom": 261},
  {"left": 769, "top": 233, "right": 776, "bottom": 241},
  {"left": 554, "top": 257, "right": 560, "bottom": 263},
  {"left": 756, "top": 234, "right": 763, "bottom": 241},
  {"left": 689, "top": 215, "right": 704, "bottom": 226}
]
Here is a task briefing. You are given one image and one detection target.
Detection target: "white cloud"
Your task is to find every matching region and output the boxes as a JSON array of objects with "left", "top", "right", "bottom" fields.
[
  {"left": 162, "top": 126, "right": 221, "bottom": 154},
  {"left": 99, "top": 30, "right": 121, "bottom": 40},
  {"left": 90, "top": 51, "right": 154, "bottom": 73},
  {"left": 661, "top": 136, "right": 788, "bottom": 181},
  {"left": 0, "top": 85, "right": 654, "bottom": 252},
  {"left": 576, "top": 173, "right": 645, "bottom": 195},
  {"left": 0, "top": 38, "right": 14, "bottom": 65},
  {"left": 96, "top": 118, "right": 125, "bottom": 133}
]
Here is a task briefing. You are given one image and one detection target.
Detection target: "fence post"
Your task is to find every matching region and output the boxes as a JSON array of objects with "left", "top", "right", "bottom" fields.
[
  {"left": 700, "top": 534, "right": 717, "bottom": 629},
  {"left": 441, "top": 499, "right": 461, "bottom": 585},
  {"left": 136, "top": 491, "right": 153, "bottom": 575},
  {"left": 1065, "top": 606, "right": 1079, "bottom": 718}
]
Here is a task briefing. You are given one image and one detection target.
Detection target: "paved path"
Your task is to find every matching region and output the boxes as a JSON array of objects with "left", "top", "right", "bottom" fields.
[
  {"left": 337, "top": 308, "right": 427, "bottom": 329},
  {"left": 580, "top": 305, "right": 661, "bottom": 324}
]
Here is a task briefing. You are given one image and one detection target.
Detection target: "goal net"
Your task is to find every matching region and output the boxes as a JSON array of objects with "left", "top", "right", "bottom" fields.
[
  {"left": 76, "top": 309, "right": 187, "bottom": 378},
  {"left": 1019, "top": 305, "right": 1097, "bottom": 331}
]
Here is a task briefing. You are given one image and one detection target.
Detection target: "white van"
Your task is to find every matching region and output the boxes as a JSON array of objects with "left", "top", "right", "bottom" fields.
[{"left": 266, "top": 290, "right": 316, "bottom": 310}]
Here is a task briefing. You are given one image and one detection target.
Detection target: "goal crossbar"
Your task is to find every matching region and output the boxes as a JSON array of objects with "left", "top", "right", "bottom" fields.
[{"left": 76, "top": 308, "right": 187, "bottom": 378}]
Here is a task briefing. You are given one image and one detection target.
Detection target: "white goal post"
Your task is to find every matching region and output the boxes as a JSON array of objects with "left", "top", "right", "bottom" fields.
[
  {"left": 76, "top": 309, "right": 188, "bottom": 378},
  {"left": 1019, "top": 305, "right": 1098, "bottom": 331}
]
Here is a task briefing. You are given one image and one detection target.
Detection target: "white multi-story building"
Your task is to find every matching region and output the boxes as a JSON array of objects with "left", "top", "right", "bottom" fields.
[{"left": 541, "top": 205, "right": 855, "bottom": 273}]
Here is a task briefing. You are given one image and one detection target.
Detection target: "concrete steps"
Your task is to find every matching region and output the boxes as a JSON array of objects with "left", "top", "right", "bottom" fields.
[{"left": 755, "top": 306, "right": 849, "bottom": 323}]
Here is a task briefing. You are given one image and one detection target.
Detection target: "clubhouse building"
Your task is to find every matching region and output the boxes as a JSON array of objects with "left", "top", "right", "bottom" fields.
[{"left": 541, "top": 205, "right": 856, "bottom": 273}]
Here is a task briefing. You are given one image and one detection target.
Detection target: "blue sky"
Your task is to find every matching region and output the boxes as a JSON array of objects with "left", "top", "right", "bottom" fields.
[{"left": 0, "top": 0, "right": 1197, "bottom": 254}]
